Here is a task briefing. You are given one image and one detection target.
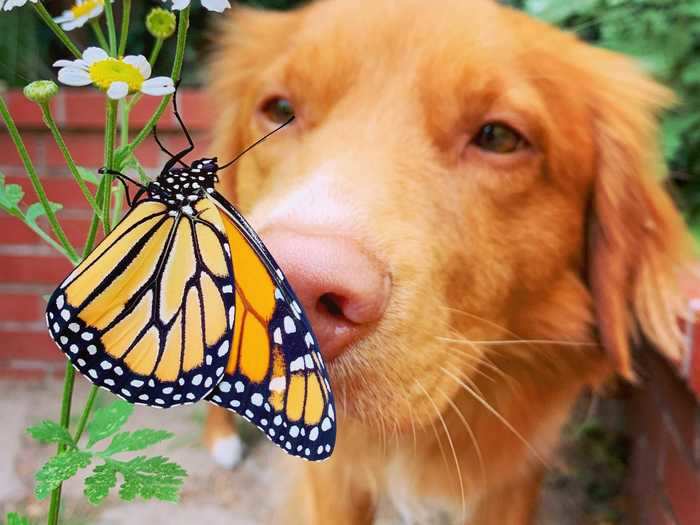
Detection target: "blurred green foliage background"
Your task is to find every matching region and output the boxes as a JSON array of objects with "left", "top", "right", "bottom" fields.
[{"left": 0, "top": 0, "right": 698, "bottom": 231}]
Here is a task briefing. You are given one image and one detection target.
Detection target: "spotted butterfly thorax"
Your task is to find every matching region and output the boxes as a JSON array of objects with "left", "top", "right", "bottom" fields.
[{"left": 45, "top": 99, "right": 336, "bottom": 461}]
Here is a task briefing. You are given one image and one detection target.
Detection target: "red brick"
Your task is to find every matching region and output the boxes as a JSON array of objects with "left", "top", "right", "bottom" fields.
[
  {"left": 179, "top": 90, "right": 214, "bottom": 131},
  {"left": 644, "top": 497, "right": 678, "bottom": 525},
  {"left": 0, "top": 293, "right": 43, "bottom": 322},
  {"left": 5, "top": 91, "right": 58, "bottom": 128},
  {"left": 689, "top": 317, "right": 700, "bottom": 400},
  {"left": 62, "top": 90, "right": 109, "bottom": 129},
  {"left": 44, "top": 132, "right": 106, "bottom": 168},
  {"left": 0, "top": 331, "right": 62, "bottom": 361},
  {"left": 4, "top": 174, "right": 97, "bottom": 210},
  {"left": 664, "top": 436, "right": 700, "bottom": 525},
  {"left": 0, "top": 132, "right": 44, "bottom": 166},
  {"left": 0, "top": 254, "right": 73, "bottom": 284}
]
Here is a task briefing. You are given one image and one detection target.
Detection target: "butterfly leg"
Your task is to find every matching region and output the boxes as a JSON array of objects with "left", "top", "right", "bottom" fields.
[{"left": 97, "top": 167, "right": 145, "bottom": 207}]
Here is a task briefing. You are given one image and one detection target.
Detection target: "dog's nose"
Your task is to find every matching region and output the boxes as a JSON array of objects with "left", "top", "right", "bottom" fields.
[{"left": 261, "top": 229, "right": 391, "bottom": 362}]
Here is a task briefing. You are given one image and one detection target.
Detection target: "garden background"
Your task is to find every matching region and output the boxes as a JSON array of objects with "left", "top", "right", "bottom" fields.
[{"left": 0, "top": 1, "right": 699, "bottom": 524}]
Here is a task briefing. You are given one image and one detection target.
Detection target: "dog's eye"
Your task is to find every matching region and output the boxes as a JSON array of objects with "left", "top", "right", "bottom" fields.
[
  {"left": 260, "top": 97, "right": 295, "bottom": 124},
  {"left": 472, "top": 123, "right": 527, "bottom": 154}
]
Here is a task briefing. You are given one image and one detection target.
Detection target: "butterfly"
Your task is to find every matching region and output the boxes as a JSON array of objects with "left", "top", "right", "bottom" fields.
[{"left": 45, "top": 92, "right": 336, "bottom": 461}]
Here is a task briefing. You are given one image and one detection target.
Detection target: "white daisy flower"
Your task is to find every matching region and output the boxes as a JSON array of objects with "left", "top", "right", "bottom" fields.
[
  {"left": 162, "top": 0, "right": 231, "bottom": 13},
  {"left": 1, "top": 0, "right": 38, "bottom": 11},
  {"left": 53, "top": 47, "right": 175, "bottom": 100},
  {"left": 54, "top": 0, "right": 106, "bottom": 31}
]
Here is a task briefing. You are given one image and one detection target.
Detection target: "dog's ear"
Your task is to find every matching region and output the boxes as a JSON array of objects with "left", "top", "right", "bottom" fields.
[{"left": 583, "top": 47, "right": 692, "bottom": 379}]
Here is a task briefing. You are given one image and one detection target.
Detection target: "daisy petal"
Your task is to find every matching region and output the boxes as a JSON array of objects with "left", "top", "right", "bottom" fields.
[
  {"left": 123, "top": 55, "right": 151, "bottom": 80},
  {"left": 63, "top": 17, "right": 89, "bottom": 31},
  {"left": 107, "top": 81, "right": 130, "bottom": 100},
  {"left": 57, "top": 67, "right": 92, "bottom": 87},
  {"left": 169, "top": 0, "right": 191, "bottom": 10},
  {"left": 140, "top": 77, "right": 176, "bottom": 96},
  {"left": 82, "top": 47, "right": 109, "bottom": 65},
  {"left": 201, "top": 0, "right": 231, "bottom": 12},
  {"left": 53, "top": 59, "right": 75, "bottom": 68}
]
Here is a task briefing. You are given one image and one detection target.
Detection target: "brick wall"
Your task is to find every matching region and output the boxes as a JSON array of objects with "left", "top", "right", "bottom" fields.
[
  {"left": 1, "top": 88, "right": 700, "bottom": 522},
  {"left": 0, "top": 88, "right": 210, "bottom": 379}
]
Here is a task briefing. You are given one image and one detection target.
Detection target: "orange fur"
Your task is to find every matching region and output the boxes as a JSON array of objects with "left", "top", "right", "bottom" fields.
[{"left": 205, "top": 1, "right": 692, "bottom": 522}]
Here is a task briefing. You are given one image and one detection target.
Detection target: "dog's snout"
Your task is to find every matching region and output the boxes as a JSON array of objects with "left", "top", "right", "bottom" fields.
[{"left": 261, "top": 229, "right": 391, "bottom": 362}]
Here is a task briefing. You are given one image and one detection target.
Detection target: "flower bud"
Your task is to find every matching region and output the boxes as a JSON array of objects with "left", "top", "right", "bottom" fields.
[
  {"left": 23, "top": 80, "right": 59, "bottom": 104},
  {"left": 146, "top": 8, "right": 177, "bottom": 40}
]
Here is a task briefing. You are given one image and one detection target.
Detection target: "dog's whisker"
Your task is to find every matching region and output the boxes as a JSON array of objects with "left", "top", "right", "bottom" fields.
[
  {"left": 437, "top": 336, "right": 598, "bottom": 347},
  {"left": 416, "top": 380, "right": 467, "bottom": 520},
  {"left": 436, "top": 386, "right": 486, "bottom": 486},
  {"left": 441, "top": 365, "right": 546, "bottom": 466}
]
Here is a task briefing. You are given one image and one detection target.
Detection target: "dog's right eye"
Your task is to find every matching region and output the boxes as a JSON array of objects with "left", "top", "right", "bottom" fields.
[{"left": 260, "top": 97, "right": 295, "bottom": 124}]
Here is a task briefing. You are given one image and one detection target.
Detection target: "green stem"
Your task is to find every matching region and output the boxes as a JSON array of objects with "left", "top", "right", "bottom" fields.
[
  {"left": 73, "top": 386, "right": 99, "bottom": 444},
  {"left": 0, "top": 96, "right": 79, "bottom": 263},
  {"left": 149, "top": 37, "right": 164, "bottom": 66},
  {"left": 103, "top": 0, "right": 117, "bottom": 57},
  {"left": 111, "top": 101, "right": 130, "bottom": 224},
  {"left": 102, "top": 100, "right": 118, "bottom": 233},
  {"left": 90, "top": 19, "right": 109, "bottom": 50},
  {"left": 45, "top": 361, "right": 77, "bottom": 525},
  {"left": 4, "top": 208, "right": 67, "bottom": 255},
  {"left": 32, "top": 3, "right": 82, "bottom": 59},
  {"left": 118, "top": 0, "right": 132, "bottom": 57},
  {"left": 40, "top": 103, "right": 101, "bottom": 215},
  {"left": 127, "top": 7, "right": 190, "bottom": 154}
]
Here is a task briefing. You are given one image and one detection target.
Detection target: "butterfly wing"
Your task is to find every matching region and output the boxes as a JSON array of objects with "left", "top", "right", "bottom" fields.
[
  {"left": 206, "top": 191, "right": 336, "bottom": 460},
  {"left": 46, "top": 198, "right": 235, "bottom": 407}
]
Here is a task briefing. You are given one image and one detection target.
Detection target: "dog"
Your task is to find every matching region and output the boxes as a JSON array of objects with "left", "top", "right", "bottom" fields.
[{"left": 203, "top": 0, "right": 691, "bottom": 522}]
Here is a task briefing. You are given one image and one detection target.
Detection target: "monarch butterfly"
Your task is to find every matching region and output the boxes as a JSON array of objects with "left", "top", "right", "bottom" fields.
[{"left": 45, "top": 92, "right": 336, "bottom": 461}]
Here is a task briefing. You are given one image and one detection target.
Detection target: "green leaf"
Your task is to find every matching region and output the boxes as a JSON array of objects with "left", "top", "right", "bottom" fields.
[
  {"left": 114, "top": 145, "right": 134, "bottom": 172},
  {"left": 100, "top": 429, "right": 174, "bottom": 457},
  {"left": 84, "top": 463, "right": 118, "bottom": 505},
  {"left": 116, "top": 456, "right": 187, "bottom": 502},
  {"left": 0, "top": 173, "right": 24, "bottom": 212},
  {"left": 86, "top": 400, "right": 134, "bottom": 447},
  {"left": 5, "top": 512, "right": 30, "bottom": 525},
  {"left": 27, "top": 420, "right": 75, "bottom": 447},
  {"left": 76, "top": 166, "right": 99, "bottom": 185},
  {"left": 34, "top": 450, "right": 92, "bottom": 500},
  {"left": 24, "top": 201, "right": 62, "bottom": 229}
]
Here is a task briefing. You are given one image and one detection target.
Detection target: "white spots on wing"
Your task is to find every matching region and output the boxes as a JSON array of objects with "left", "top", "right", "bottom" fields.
[
  {"left": 87, "top": 345, "right": 97, "bottom": 355},
  {"left": 222, "top": 285, "right": 233, "bottom": 294},
  {"left": 69, "top": 344, "right": 78, "bottom": 354},
  {"left": 328, "top": 405, "right": 335, "bottom": 421},
  {"left": 121, "top": 388, "right": 131, "bottom": 397},
  {"left": 77, "top": 358, "right": 86, "bottom": 367},
  {"left": 53, "top": 322, "right": 60, "bottom": 333},
  {"left": 139, "top": 394, "right": 149, "bottom": 401},
  {"left": 218, "top": 381, "right": 231, "bottom": 393},
  {"left": 245, "top": 409, "right": 254, "bottom": 419},
  {"left": 217, "top": 340, "right": 229, "bottom": 357},
  {"left": 289, "top": 425, "right": 299, "bottom": 438},
  {"left": 81, "top": 332, "right": 93, "bottom": 341},
  {"left": 230, "top": 399, "right": 240, "bottom": 408},
  {"left": 204, "top": 376, "right": 213, "bottom": 389},
  {"left": 131, "top": 379, "right": 144, "bottom": 387},
  {"left": 283, "top": 316, "right": 296, "bottom": 334},
  {"left": 251, "top": 393, "right": 263, "bottom": 406},
  {"left": 269, "top": 377, "right": 286, "bottom": 392},
  {"left": 276, "top": 269, "right": 284, "bottom": 281},
  {"left": 56, "top": 295, "right": 64, "bottom": 309},
  {"left": 274, "top": 288, "right": 283, "bottom": 300},
  {"left": 321, "top": 417, "right": 332, "bottom": 432},
  {"left": 273, "top": 327, "right": 282, "bottom": 345},
  {"left": 304, "top": 355, "right": 314, "bottom": 369},
  {"left": 290, "top": 357, "right": 304, "bottom": 372},
  {"left": 191, "top": 374, "right": 203, "bottom": 386},
  {"left": 186, "top": 393, "right": 196, "bottom": 400},
  {"left": 206, "top": 355, "right": 212, "bottom": 366},
  {"left": 104, "top": 378, "right": 115, "bottom": 387},
  {"left": 114, "top": 366, "right": 123, "bottom": 376},
  {"left": 61, "top": 310, "right": 70, "bottom": 321},
  {"left": 173, "top": 394, "right": 182, "bottom": 401},
  {"left": 60, "top": 336, "right": 68, "bottom": 345},
  {"left": 100, "top": 361, "right": 112, "bottom": 370},
  {"left": 234, "top": 381, "right": 244, "bottom": 393},
  {"left": 162, "top": 387, "right": 173, "bottom": 394},
  {"left": 88, "top": 369, "right": 98, "bottom": 379},
  {"left": 148, "top": 379, "right": 155, "bottom": 388},
  {"left": 155, "top": 398, "right": 165, "bottom": 405},
  {"left": 228, "top": 306, "right": 235, "bottom": 325},
  {"left": 309, "top": 427, "right": 319, "bottom": 442},
  {"left": 273, "top": 415, "right": 282, "bottom": 426},
  {"left": 68, "top": 323, "right": 80, "bottom": 333},
  {"left": 305, "top": 332, "right": 314, "bottom": 348}
]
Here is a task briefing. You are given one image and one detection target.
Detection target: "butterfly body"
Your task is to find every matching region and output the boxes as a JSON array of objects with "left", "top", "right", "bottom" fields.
[{"left": 47, "top": 141, "right": 336, "bottom": 459}]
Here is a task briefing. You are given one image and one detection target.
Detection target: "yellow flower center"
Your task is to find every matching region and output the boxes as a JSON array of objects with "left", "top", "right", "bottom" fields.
[
  {"left": 88, "top": 58, "right": 144, "bottom": 92},
  {"left": 70, "top": 0, "right": 103, "bottom": 19}
]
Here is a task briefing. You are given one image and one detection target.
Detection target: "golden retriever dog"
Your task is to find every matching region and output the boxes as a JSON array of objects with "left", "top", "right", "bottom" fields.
[{"left": 203, "top": 0, "right": 691, "bottom": 522}]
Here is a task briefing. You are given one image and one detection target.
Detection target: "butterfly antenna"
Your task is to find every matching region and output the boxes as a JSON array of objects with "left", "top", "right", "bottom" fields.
[{"left": 219, "top": 116, "right": 295, "bottom": 170}]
